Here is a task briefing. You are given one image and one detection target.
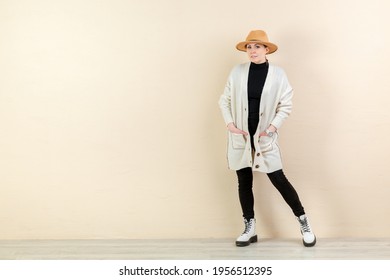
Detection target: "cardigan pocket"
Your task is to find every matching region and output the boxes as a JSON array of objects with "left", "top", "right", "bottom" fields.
[
  {"left": 258, "top": 133, "right": 277, "bottom": 153},
  {"left": 230, "top": 133, "right": 246, "bottom": 149}
]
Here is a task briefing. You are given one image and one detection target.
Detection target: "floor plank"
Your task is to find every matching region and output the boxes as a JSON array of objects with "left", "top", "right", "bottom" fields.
[{"left": 0, "top": 238, "right": 389, "bottom": 260}]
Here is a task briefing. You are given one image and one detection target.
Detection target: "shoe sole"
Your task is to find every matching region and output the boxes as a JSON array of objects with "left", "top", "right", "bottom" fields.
[
  {"left": 235, "top": 235, "right": 258, "bottom": 247},
  {"left": 303, "top": 236, "right": 317, "bottom": 247}
]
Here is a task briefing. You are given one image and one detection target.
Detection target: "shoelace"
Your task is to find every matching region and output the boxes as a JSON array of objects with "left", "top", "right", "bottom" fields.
[
  {"left": 299, "top": 217, "right": 311, "bottom": 233},
  {"left": 242, "top": 220, "right": 254, "bottom": 234}
]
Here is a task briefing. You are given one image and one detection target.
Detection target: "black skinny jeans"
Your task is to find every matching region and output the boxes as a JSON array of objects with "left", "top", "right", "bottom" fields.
[
  {"left": 236, "top": 117, "right": 305, "bottom": 219},
  {"left": 236, "top": 167, "right": 305, "bottom": 219}
]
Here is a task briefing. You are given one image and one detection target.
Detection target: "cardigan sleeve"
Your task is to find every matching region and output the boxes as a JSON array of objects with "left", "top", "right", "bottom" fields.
[
  {"left": 270, "top": 71, "right": 293, "bottom": 129},
  {"left": 218, "top": 73, "right": 234, "bottom": 126}
]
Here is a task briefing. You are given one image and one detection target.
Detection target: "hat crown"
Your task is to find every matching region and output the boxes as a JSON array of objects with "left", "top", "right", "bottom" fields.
[
  {"left": 236, "top": 29, "right": 278, "bottom": 53},
  {"left": 246, "top": 30, "right": 269, "bottom": 43}
]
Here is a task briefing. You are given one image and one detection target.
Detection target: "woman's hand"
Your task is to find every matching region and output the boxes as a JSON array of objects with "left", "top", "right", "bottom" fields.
[
  {"left": 227, "top": 123, "right": 248, "bottom": 136},
  {"left": 259, "top": 125, "right": 277, "bottom": 137}
]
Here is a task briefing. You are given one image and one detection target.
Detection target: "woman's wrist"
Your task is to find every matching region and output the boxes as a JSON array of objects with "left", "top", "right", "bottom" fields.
[
  {"left": 267, "top": 124, "right": 277, "bottom": 132},
  {"left": 227, "top": 122, "right": 235, "bottom": 129}
]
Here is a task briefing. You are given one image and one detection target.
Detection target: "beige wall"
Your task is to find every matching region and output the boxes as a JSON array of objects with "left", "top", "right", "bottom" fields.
[{"left": 0, "top": 0, "right": 389, "bottom": 239}]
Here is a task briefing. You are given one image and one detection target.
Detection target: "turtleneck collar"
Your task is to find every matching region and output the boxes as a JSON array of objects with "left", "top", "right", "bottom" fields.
[{"left": 250, "top": 61, "right": 268, "bottom": 69}]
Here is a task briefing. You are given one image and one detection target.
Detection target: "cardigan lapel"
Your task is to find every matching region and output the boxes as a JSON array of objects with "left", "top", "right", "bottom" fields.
[{"left": 241, "top": 62, "right": 250, "bottom": 113}]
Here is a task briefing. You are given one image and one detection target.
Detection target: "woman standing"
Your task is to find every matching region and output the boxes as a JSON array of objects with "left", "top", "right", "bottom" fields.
[{"left": 219, "top": 30, "right": 316, "bottom": 247}]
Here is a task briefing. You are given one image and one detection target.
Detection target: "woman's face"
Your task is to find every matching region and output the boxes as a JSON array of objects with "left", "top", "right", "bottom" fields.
[{"left": 246, "top": 43, "right": 269, "bottom": 64}]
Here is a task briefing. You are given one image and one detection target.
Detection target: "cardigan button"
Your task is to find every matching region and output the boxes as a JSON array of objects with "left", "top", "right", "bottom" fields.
[
  {"left": 257, "top": 153, "right": 260, "bottom": 157},
  {"left": 255, "top": 165, "right": 260, "bottom": 168}
]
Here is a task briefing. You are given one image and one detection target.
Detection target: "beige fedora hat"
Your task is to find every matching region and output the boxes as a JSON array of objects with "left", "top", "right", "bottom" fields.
[{"left": 236, "top": 30, "right": 278, "bottom": 54}]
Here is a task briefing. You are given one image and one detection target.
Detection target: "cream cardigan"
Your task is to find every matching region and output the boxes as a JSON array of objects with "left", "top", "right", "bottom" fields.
[{"left": 219, "top": 62, "right": 293, "bottom": 173}]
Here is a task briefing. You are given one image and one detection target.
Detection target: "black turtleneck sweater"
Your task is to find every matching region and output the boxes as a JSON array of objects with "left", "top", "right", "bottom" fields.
[
  {"left": 248, "top": 61, "right": 269, "bottom": 118},
  {"left": 247, "top": 61, "right": 269, "bottom": 141}
]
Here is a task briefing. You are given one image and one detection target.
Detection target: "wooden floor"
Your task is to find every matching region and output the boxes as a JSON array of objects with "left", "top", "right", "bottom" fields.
[{"left": 0, "top": 238, "right": 390, "bottom": 260}]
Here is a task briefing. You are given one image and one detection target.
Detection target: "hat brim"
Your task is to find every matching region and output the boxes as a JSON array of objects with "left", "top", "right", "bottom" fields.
[{"left": 236, "top": 41, "right": 278, "bottom": 54}]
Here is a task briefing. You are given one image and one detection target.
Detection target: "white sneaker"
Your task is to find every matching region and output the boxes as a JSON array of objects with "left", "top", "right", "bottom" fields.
[
  {"left": 297, "top": 215, "right": 316, "bottom": 247},
  {"left": 236, "top": 218, "right": 257, "bottom": 247}
]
